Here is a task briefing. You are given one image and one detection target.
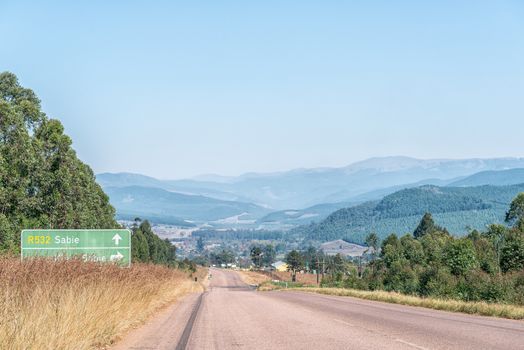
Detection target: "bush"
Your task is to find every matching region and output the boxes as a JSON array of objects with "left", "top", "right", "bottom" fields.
[{"left": 418, "top": 267, "right": 456, "bottom": 298}]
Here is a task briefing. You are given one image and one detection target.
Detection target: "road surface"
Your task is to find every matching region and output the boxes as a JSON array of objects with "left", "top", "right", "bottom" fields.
[{"left": 114, "top": 268, "right": 524, "bottom": 350}]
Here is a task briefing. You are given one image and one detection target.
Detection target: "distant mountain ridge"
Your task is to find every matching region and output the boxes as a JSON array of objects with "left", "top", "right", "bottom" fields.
[
  {"left": 97, "top": 156, "right": 524, "bottom": 210},
  {"left": 104, "top": 186, "right": 270, "bottom": 226},
  {"left": 449, "top": 168, "right": 524, "bottom": 187}
]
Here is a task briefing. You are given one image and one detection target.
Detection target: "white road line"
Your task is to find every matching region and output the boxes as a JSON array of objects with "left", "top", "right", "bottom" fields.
[
  {"left": 395, "top": 338, "right": 429, "bottom": 350},
  {"left": 333, "top": 318, "right": 354, "bottom": 326}
]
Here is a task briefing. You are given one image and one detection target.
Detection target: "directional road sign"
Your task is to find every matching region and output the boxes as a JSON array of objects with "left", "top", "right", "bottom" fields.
[{"left": 21, "top": 229, "right": 131, "bottom": 266}]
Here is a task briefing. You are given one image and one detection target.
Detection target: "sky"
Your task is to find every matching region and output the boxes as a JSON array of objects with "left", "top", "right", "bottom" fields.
[{"left": 1, "top": 0, "right": 523, "bottom": 179}]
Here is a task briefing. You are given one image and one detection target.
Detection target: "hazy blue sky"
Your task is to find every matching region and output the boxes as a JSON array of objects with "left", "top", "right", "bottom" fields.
[{"left": 1, "top": 0, "right": 523, "bottom": 179}]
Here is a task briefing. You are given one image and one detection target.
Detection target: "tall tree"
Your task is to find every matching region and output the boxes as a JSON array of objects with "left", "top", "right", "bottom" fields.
[
  {"left": 285, "top": 250, "right": 304, "bottom": 282},
  {"left": 250, "top": 246, "right": 263, "bottom": 268},
  {"left": 500, "top": 232, "right": 524, "bottom": 273},
  {"left": 131, "top": 227, "right": 150, "bottom": 262},
  {"left": 484, "top": 224, "right": 508, "bottom": 273},
  {"left": 414, "top": 213, "right": 440, "bottom": 238},
  {"left": 365, "top": 232, "right": 380, "bottom": 261},
  {"left": 506, "top": 193, "right": 524, "bottom": 230},
  {"left": 0, "top": 72, "right": 117, "bottom": 252},
  {"left": 262, "top": 244, "right": 276, "bottom": 266}
]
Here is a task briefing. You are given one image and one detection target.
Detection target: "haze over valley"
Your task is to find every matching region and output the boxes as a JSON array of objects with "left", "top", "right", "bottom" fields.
[{"left": 97, "top": 156, "right": 524, "bottom": 241}]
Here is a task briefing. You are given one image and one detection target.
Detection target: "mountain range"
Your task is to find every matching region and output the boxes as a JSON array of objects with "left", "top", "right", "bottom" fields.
[
  {"left": 96, "top": 156, "right": 524, "bottom": 228},
  {"left": 299, "top": 183, "right": 524, "bottom": 243}
]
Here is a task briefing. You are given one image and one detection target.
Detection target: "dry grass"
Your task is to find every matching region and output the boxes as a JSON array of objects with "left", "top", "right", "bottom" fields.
[
  {"left": 271, "top": 271, "right": 319, "bottom": 285},
  {"left": 0, "top": 256, "right": 206, "bottom": 350},
  {"left": 287, "top": 287, "right": 524, "bottom": 320},
  {"left": 236, "top": 270, "right": 272, "bottom": 286}
]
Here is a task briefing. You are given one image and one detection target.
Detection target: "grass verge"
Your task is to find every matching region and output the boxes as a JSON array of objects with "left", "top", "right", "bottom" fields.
[
  {"left": 235, "top": 270, "right": 272, "bottom": 286},
  {"left": 262, "top": 284, "right": 524, "bottom": 320},
  {"left": 0, "top": 256, "right": 206, "bottom": 350}
]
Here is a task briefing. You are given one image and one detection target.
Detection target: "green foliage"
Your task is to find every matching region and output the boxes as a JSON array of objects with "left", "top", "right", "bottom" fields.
[
  {"left": 413, "top": 213, "right": 444, "bottom": 238},
  {"left": 193, "top": 229, "right": 285, "bottom": 241},
  {"left": 298, "top": 184, "right": 524, "bottom": 243},
  {"left": 293, "top": 194, "right": 524, "bottom": 306},
  {"left": 0, "top": 72, "right": 117, "bottom": 252},
  {"left": 209, "top": 249, "right": 235, "bottom": 265},
  {"left": 285, "top": 250, "right": 304, "bottom": 282},
  {"left": 444, "top": 239, "right": 478, "bottom": 276},
  {"left": 130, "top": 220, "right": 176, "bottom": 265},
  {"left": 365, "top": 232, "right": 379, "bottom": 261},
  {"left": 470, "top": 234, "right": 499, "bottom": 274},
  {"left": 400, "top": 235, "right": 425, "bottom": 266},
  {"left": 262, "top": 244, "right": 276, "bottom": 266},
  {"left": 418, "top": 266, "right": 456, "bottom": 298},
  {"left": 250, "top": 246, "right": 263, "bottom": 268},
  {"left": 302, "top": 246, "right": 320, "bottom": 272},
  {"left": 131, "top": 228, "right": 149, "bottom": 262},
  {"left": 500, "top": 232, "right": 524, "bottom": 273},
  {"left": 506, "top": 192, "right": 524, "bottom": 230}
]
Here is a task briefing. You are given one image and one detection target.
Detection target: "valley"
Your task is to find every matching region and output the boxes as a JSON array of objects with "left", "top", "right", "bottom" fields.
[{"left": 97, "top": 163, "right": 524, "bottom": 251}]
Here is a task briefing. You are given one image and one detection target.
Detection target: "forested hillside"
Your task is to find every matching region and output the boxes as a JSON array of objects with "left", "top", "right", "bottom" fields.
[
  {"left": 299, "top": 184, "right": 524, "bottom": 243},
  {"left": 0, "top": 72, "right": 117, "bottom": 252},
  {"left": 449, "top": 168, "right": 524, "bottom": 187}
]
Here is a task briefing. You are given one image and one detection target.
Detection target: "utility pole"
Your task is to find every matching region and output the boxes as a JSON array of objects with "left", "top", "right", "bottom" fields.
[
  {"left": 322, "top": 256, "right": 325, "bottom": 281},
  {"left": 316, "top": 255, "right": 320, "bottom": 285}
]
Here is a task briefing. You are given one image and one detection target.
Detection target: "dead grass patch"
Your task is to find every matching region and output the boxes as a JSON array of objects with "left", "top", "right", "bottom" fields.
[
  {"left": 289, "top": 287, "right": 524, "bottom": 320},
  {"left": 0, "top": 256, "right": 205, "bottom": 349},
  {"left": 236, "top": 270, "right": 271, "bottom": 286}
]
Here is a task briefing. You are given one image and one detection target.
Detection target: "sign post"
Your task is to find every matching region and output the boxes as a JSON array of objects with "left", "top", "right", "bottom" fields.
[{"left": 21, "top": 229, "right": 131, "bottom": 266}]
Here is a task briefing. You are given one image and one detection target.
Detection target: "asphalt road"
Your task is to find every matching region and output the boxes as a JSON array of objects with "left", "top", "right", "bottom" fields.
[{"left": 114, "top": 268, "right": 524, "bottom": 350}]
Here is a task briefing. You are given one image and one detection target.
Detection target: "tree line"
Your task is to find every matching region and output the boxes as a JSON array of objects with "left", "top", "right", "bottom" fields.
[
  {"left": 0, "top": 73, "right": 187, "bottom": 269},
  {"left": 130, "top": 218, "right": 178, "bottom": 266},
  {"left": 298, "top": 184, "right": 524, "bottom": 243},
  {"left": 0, "top": 72, "right": 117, "bottom": 253},
  {"left": 287, "top": 194, "right": 524, "bottom": 305}
]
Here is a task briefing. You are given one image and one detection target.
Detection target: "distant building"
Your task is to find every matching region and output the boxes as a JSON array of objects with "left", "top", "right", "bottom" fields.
[
  {"left": 271, "top": 261, "right": 288, "bottom": 272},
  {"left": 320, "top": 239, "right": 369, "bottom": 257}
]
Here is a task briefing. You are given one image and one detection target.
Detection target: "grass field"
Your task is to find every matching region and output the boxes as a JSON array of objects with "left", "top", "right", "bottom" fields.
[
  {"left": 267, "top": 285, "right": 524, "bottom": 320},
  {"left": 0, "top": 256, "right": 206, "bottom": 350}
]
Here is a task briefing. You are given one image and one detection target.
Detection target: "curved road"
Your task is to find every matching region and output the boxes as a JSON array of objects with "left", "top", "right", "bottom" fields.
[{"left": 115, "top": 268, "right": 524, "bottom": 350}]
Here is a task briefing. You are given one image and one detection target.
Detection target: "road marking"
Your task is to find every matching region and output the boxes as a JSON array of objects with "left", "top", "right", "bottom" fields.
[
  {"left": 395, "top": 338, "right": 429, "bottom": 350},
  {"left": 112, "top": 233, "right": 122, "bottom": 245},
  {"left": 333, "top": 318, "right": 353, "bottom": 326},
  {"left": 176, "top": 292, "right": 206, "bottom": 350}
]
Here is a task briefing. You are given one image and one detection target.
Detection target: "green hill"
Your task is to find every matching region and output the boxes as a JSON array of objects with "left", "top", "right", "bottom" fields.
[
  {"left": 298, "top": 184, "right": 524, "bottom": 244},
  {"left": 449, "top": 168, "right": 524, "bottom": 187},
  {"left": 104, "top": 186, "right": 270, "bottom": 224},
  {"left": 257, "top": 201, "right": 357, "bottom": 226}
]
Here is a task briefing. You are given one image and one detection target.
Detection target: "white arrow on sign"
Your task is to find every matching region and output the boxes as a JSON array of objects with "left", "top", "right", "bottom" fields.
[
  {"left": 112, "top": 233, "right": 122, "bottom": 245},
  {"left": 110, "top": 251, "right": 124, "bottom": 261}
]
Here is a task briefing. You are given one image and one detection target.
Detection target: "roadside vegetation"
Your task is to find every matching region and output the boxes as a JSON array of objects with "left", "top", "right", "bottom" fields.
[
  {"left": 0, "top": 256, "right": 206, "bottom": 350},
  {"left": 0, "top": 73, "right": 206, "bottom": 349},
  {"left": 0, "top": 72, "right": 118, "bottom": 253},
  {"left": 257, "top": 194, "right": 524, "bottom": 318},
  {"left": 264, "top": 285, "right": 524, "bottom": 319}
]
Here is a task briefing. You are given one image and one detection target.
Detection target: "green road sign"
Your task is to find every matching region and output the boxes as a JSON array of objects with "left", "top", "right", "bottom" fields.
[{"left": 21, "top": 229, "right": 131, "bottom": 266}]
